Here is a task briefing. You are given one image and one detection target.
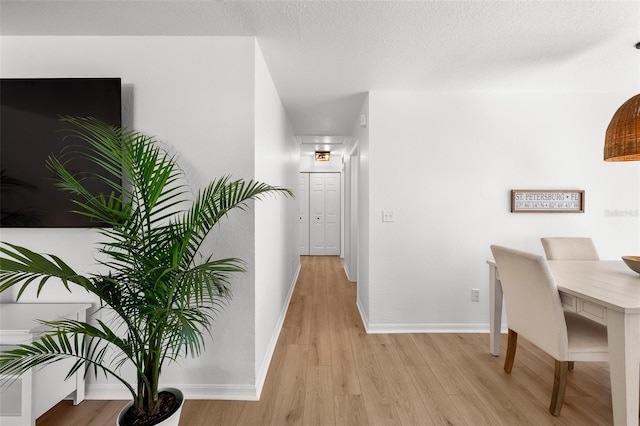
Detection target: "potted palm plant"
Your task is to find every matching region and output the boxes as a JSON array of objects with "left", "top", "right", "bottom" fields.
[{"left": 0, "top": 117, "right": 293, "bottom": 425}]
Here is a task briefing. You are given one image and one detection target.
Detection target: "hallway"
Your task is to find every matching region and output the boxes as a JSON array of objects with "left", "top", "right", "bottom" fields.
[{"left": 39, "top": 256, "right": 613, "bottom": 425}]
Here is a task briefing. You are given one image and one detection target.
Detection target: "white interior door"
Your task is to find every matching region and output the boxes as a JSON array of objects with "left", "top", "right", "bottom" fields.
[
  {"left": 323, "top": 173, "right": 340, "bottom": 254},
  {"left": 308, "top": 172, "right": 341, "bottom": 256},
  {"left": 310, "top": 174, "right": 326, "bottom": 255},
  {"left": 299, "top": 173, "right": 310, "bottom": 255}
]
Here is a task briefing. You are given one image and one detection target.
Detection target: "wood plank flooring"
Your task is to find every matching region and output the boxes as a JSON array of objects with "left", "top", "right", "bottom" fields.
[{"left": 37, "top": 256, "right": 615, "bottom": 425}]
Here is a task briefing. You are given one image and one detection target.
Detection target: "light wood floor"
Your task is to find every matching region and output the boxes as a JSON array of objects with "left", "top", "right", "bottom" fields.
[{"left": 38, "top": 256, "right": 614, "bottom": 425}]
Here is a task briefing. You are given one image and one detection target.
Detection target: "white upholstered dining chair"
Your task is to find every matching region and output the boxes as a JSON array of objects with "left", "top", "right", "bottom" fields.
[
  {"left": 489, "top": 245, "right": 609, "bottom": 416},
  {"left": 540, "top": 237, "right": 600, "bottom": 260}
]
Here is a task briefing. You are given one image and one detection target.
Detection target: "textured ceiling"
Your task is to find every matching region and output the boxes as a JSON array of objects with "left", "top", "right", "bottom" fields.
[{"left": 2, "top": 0, "right": 639, "bottom": 145}]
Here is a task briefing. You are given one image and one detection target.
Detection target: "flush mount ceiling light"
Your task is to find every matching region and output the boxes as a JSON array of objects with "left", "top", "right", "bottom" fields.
[
  {"left": 603, "top": 42, "right": 640, "bottom": 162},
  {"left": 315, "top": 151, "right": 330, "bottom": 161}
]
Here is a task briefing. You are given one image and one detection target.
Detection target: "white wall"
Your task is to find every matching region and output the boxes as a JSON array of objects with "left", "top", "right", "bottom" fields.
[
  {"left": 362, "top": 91, "right": 640, "bottom": 332},
  {"left": 1, "top": 36, "right": 298, "bottom": 400},
  {"left": 253, "top": 41, "right": 300, "bottom": 396}
]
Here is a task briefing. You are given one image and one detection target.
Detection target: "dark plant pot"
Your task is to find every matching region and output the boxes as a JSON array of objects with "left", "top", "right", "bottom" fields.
[{"left": 116, "top": 388, "right": 184, "bottom": 426}]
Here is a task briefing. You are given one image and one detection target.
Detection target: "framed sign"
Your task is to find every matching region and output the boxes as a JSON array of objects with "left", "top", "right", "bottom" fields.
[{"left": 511, "top": 189, "right": 584, "bottom": 213}]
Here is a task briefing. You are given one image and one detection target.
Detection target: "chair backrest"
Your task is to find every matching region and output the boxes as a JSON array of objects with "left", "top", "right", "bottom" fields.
[
  {"left": 540, "top": 237, "right": 599, "bottom": 260},
  {"left": 490, "top": 245, "right": 569, "bottom": 360}
]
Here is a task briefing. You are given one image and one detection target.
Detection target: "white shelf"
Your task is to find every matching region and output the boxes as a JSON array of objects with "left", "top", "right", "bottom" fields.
[{"left": 0, "top": 303, "right": 91, "bottom": 426}]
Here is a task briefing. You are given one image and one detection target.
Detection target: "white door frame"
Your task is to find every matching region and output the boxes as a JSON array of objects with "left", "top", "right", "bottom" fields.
[{"left": 343, "top": 142, "right": 359, "bottom": 281}]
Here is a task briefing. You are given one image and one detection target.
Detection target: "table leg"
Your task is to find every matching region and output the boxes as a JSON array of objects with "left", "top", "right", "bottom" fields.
[
  {"left": 25, "top": 368, "right": 34, "bottom": 425},
  {"left": 606, "top": 310, "right": 640, "bottom": 426},
  {"left": 489, "top": 264, "right": 502, "bottom": 356}
]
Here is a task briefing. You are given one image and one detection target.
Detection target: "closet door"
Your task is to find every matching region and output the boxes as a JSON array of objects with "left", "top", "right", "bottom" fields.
[
  {"left": 309, "top": 172, "right": 340, "bottom": 256},
  {"left": 299, "top": 173, "right": 310, "bottom": 255},
  {"left": 309, "top": 174, "right": 326, "bottom": 255},
  {"left": 323, "top": 173, "right": 340, "bottom": 254}
]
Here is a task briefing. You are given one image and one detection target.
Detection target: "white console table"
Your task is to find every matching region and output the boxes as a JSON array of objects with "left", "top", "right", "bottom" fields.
[{"left": 0, "top": 303, "right": 91, "bottom": 426}]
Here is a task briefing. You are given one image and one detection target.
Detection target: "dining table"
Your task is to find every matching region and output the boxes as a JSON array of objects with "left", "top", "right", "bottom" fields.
[{"left": 487, "top": 259, "right": 640, "bottom": 426}]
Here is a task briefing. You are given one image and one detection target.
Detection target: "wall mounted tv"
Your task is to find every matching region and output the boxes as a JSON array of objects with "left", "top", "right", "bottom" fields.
[{"left": 0, "top": 78, "right": 122, "bottom": 228}]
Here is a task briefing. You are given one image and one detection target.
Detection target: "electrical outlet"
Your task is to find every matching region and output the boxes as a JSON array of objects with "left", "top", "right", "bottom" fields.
[
  {"left": 382, "top": 210, "right": 395, "bottom": 222},
  {"left": 471, "top": 288, "right": 480, "bottom": 302}
]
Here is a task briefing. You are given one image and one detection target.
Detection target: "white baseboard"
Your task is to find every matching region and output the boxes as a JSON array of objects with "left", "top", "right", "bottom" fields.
[
  {"left": 342, "top": 261, "right": 355, "bottom": 282},
  {"left": 364, "top": 323, "right": 494, "bottom": 334},
  {"left": 356, "top": 297, "right": 369, "bottom": 332},
  {"left": 86, "top": 383, "right": 260, "bottom": 401},
  {"left": 356, "top": 297, "right": 507, "bottom": 334},
  {"left": 254, "top": 262, "right": 301, "bottom": 399}
]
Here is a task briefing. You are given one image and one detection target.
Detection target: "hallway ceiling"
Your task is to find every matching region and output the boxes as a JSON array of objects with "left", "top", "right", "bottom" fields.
[{"left": 2, "top": 1, "right": 639, "bottom": 150}]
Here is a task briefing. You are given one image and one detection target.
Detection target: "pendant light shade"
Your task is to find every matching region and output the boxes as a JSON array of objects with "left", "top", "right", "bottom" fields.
[{"left": 604, "top": 94, "right": 640, "bottom": 161}]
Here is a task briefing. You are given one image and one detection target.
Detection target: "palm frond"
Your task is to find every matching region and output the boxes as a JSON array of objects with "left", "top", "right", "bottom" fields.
[{"left": 0, "top": 243, "right": 91, "bottom": 297}]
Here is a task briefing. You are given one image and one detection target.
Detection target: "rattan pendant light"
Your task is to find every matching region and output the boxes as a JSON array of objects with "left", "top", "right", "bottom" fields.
[
  {"left": 604, "top": 42, "right": 640, "bottom": 161},
  {"left": 604, "top": 93, "right": 640, "bottom": 161}
]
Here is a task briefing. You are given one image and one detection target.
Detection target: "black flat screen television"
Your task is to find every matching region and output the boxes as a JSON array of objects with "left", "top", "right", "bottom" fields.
[{"left": 0, "top": 78, "right": 122, "bottom": 228}]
